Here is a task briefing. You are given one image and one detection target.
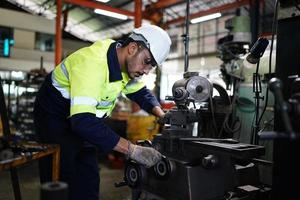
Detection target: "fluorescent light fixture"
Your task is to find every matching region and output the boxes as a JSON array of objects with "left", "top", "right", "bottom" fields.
[
  {"left": 191, "top": 13, "right": 222, "bottom": 24},
  {"left": 94, "top": 9, "right": 128, "bottom": 20},
  {"left": 95, "top": 0, "right": 110, "bottom": 2}
]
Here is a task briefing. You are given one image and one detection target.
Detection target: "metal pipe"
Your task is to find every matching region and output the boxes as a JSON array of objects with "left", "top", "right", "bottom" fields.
[
  {"left": 183, "top": 0, "right": 190, "bottom": 72},
  {"left": 250, "top": 0, "right": 260, "bottom": 43}
]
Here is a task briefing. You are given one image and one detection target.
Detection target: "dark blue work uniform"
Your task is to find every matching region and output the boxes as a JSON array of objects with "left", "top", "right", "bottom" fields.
[{"left": 34, "top": 42, "right": 159, "bottom": 200}]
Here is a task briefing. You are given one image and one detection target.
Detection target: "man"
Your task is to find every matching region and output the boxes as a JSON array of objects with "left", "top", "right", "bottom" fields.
[{"left": 34, "top": 24, "right": 171, "bottom": 200}]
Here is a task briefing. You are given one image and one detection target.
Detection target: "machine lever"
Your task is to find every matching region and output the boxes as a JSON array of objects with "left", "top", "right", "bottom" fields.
[
  {"left": 259, "top": 131, "right": 299, "bottom": 140},
  {"left": 267, "top": 78, "right": 297, "bottom": 139},
  {"left": 114, "top": 181, "right": 128, "bottom": 188}
]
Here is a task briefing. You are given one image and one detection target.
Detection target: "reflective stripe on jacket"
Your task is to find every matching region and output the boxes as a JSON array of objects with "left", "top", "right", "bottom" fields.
[{"left": 51, "top": 39, "right": 145, "bottom": 118}]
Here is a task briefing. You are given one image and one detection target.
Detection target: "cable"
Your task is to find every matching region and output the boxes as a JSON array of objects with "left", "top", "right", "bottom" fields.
[
  {"left": 258, "top": 117, "right": 274, "bottom": 134},
  {"left": 218, "top": 79, "right": 242, "bottom": 138},
  {"left": 225, "top": 117, "right": 241, "bottom": 133},
  {"left": 219, "top": 112, "right": 230, "bottom": 138},
  {"left": 209, "top": 94, "right": 219, "bottom": 137},
  {"left": 257, "top": 0, "right": 279, "bottom": 126},
  {"left": 250, "top": 108, "right": 257, "bottom": 144}
]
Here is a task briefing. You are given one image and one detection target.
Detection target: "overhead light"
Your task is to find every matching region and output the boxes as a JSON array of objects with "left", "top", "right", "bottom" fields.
[
  {"left": 95, "top": 0, "right": 111, "bottom": 2},
  {"left": 94, "top": 9, "right": 128, "bottom": 20},
  {"left": 191, "top": 13, "right": 222, "bottom": 24}
]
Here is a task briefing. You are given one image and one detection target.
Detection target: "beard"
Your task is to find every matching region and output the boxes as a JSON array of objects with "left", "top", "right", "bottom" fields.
[
  {"left": 124, "top": 59, "right": 134, "bottom": 79},
  {"left": 125, "top": 54, "right": 142, "bottom": 79}
]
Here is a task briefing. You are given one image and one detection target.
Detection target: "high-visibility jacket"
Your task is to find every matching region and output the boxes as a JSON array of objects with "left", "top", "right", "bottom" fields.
[
  {"left": 34, "top": 39, "right": 160, "bottom": 152},
  {"left": 51, "top": 39, "right": 145, "bottom": 118}
]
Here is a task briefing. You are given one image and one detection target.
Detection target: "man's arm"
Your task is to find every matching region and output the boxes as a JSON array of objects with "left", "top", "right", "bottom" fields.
[
  {"left": 71, "top": 113, "right": 120, "bottom": 152},
  {"left": 152, "top": 106, "right": 165, "bottom": 118},
  {"left": 71, "top": 113, "right": 161, "bottom": 167},
  {"left": 126, "top": 87, "right": 163, "bottom": 116},
  {"left": 113, "top": 137, "right": 129, "bottom": 154}
]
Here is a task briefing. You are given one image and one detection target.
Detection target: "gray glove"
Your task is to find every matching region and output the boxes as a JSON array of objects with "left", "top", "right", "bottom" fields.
[{"left": 128, "top": 143, "right": 162, "bottom": 168}]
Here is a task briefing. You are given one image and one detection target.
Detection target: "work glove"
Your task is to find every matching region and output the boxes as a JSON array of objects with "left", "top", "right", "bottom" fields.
[
  {"left": 128, "top": 143, "right": 162, "bottom": 168},
  {"left": 157, "top": 112, "right": 170, "bottom": 125}
]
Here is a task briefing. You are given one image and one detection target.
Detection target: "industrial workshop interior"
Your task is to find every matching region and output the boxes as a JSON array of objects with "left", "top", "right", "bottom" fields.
[{"left": 0, "top": 0, "right": 300, "bottom": 200}]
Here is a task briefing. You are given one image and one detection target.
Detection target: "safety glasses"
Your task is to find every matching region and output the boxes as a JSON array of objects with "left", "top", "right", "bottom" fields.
[
  {"left": 144, "top": 57, "right": 157, "bottom": 67},
  {"left": 137, "top": 43, "right": 157, "bottom": 68}
]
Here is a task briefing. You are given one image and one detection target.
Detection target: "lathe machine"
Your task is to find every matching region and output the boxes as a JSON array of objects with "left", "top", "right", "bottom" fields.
[{"left": 117, "top": 72, "right": 269, "bottom": 200}]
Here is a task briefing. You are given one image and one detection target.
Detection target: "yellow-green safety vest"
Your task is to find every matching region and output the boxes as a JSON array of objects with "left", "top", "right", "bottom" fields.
[{"left": 51, "top": 39, "right": 145, "bottom": 118}]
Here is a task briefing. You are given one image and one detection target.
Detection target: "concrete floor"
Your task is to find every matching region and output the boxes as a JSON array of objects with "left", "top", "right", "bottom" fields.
[{"left": 0, "top": 160, "right": 131, "bottom": 200}]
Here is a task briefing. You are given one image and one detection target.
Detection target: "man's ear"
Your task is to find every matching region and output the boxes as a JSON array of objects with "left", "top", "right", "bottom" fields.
[{"left": 127, "top": 42, "right": 138, "bottom": 56}]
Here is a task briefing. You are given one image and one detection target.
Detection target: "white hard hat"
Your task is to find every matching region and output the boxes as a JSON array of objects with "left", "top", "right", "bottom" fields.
[{"left": 129, "top": 24, "right": 172, "bottom": 66}]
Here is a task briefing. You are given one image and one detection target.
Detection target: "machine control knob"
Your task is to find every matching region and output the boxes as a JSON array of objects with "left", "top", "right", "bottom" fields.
[
  {"left": 136, "top": 140, "right": 152, "bottom": 147},
  {"left": 173, "top": 88, "right": 188, "bottom": 101},
  {"left": 196, "top": 85, "right": 203, "bottom": 93},
  {"left": 124, "top": 161, "right": 147, "bottom": 188},
  {"left": 202, "top": 155, "right": 218, "bottom": 169},
  {"left": 153, "top": 157, "right": 175, "bottom": 180}
]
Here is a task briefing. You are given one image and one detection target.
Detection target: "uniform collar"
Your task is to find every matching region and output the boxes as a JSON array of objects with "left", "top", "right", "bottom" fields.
[{"left": 107, "top": 41, "right": 123, "bottom": 82}]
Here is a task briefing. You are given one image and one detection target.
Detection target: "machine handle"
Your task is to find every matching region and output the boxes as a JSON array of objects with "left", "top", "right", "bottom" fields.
[
  {"left": 114, "top": 181, "right": 128, "bottom": 188},
  {"left": 259, "top": 131, "right": 299, "bottom": 140}
]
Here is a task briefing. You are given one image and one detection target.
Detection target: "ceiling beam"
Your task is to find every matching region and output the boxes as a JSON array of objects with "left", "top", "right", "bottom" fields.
[
  {"left": 115, "top": 0, "right": 133, "bottom": 8},
  {"left": 150, "top": 0, "right": 184, "bottom": 9},
  {"left": 143, "top": 0, "right": 184, "bottom": 25},
  {"left": 87, "top": 20, "right": 131, "bottom": 34},
  {"left": 63, "top": 4, "right": 76, "bottom": 12},
  {"left": 64, "top": 0, "right": 135, "bottom": 17},
  {"left": 166, "top": 0, "right": 250, "bottom": 26},
  {"left": 73, "top": 16, "right": 95, "bottom": 26},
  {"left": 40, "top": 0, "right": 52, "bottom": 7}
]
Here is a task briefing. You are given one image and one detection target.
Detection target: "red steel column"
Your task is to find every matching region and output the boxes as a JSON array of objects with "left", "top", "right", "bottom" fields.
[
  {"left": 55, "top": 0, "right": 62, "bottom": 66},
  {"left": 135, "top": 0, "right": 142, "bottom": 28}
]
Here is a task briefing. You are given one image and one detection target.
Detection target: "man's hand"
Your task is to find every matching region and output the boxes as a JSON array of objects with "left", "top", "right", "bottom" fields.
[
  {"left": 152, "top": 106, "right": 165, "bottom": 118},
  {"left": 128, "top": 143, "right": 162, "bottom": 168},
  {"left": 157, "top": 116, "right": 166, "bottom": 125}
]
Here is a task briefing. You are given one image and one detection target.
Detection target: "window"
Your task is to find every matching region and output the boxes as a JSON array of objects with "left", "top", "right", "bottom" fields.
[
  {"left": 0, "top": 26, "right": 14, "bottom": 57},
  {"left": 35, "top": 32, "right": 55, "bottom": 52}
]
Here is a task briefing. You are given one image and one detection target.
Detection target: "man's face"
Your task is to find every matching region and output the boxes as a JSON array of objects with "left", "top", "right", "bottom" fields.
[{"left": 125, "top": 43, "right": 156, "bottom": 79}]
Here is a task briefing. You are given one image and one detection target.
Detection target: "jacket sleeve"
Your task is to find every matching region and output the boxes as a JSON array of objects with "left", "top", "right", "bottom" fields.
[
  {"left": 126, "top": 86, "right": 160, "bottom": 113},
  {"left": 70, "top": 113, "right": 120, "bottom": 152}
]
